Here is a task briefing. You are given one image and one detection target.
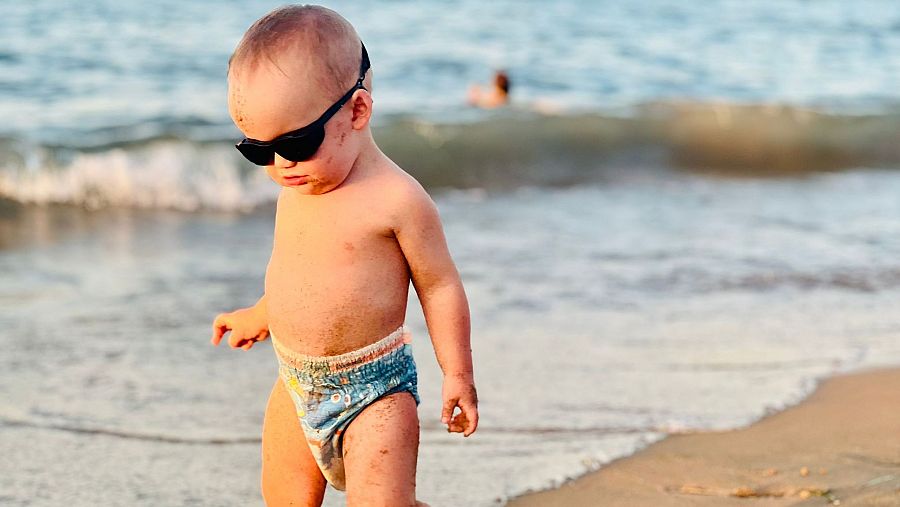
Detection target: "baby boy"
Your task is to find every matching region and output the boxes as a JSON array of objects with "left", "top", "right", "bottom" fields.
[{"left": 210, "top": 5, "right": 478, "bottom": 506}]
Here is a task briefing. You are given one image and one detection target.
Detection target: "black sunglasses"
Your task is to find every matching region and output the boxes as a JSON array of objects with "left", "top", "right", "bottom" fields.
[{"left": 235, "top": 42, "right": 371, "bottom": 166}]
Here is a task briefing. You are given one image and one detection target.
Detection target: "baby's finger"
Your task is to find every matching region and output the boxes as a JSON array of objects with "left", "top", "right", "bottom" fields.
[
  {"left": 448, "top": 410, "right": 469, "bottom": 433},
  {"left": 441, "top": 397, "right": 458, "bottom": 424},
  {"left": 242, "top": 340, "right": 254, "bottom": 350},
  {"left": 461, "top": 401, "right": 479, "bottom": 437},
  {"left": 228, "top": 330, "right": 246, "bottom": 349},
  {"left": 211, "top": 314, "right": 231, "bottom": 346}
]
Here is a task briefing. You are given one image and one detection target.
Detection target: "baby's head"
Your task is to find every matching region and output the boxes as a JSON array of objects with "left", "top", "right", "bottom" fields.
[{"left": 227, "top": 5, "right": 373, "bottom": 194}]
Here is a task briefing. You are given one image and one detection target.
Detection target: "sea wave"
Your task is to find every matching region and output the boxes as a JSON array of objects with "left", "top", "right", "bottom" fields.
[{"left": 2, "top": 101, "right": 899, "bottom": 211}]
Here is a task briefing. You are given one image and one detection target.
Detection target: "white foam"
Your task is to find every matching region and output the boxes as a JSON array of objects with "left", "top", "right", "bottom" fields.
[{"left": 0, "top": 142, "right": 277, "bottom": 211}]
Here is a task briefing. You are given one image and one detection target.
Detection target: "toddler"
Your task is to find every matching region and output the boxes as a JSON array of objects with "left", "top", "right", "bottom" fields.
[{"left": 210, "top": 5, "right": 477, "bottom": 506}]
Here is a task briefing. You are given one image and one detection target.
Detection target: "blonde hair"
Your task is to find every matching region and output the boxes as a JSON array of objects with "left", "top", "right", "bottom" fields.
[{"left": 228, "top": 5, "right": 366, "bottom": 99}]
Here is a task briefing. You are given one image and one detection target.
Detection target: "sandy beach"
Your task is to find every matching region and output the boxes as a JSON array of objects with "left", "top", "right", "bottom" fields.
[{"left": 507, "top": 365, "right": 900, "bottom": 507}]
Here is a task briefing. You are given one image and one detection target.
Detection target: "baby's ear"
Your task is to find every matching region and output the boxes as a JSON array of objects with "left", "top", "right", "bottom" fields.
[{"left": 349, "top": 89, "right": 373, "bottom": 130}]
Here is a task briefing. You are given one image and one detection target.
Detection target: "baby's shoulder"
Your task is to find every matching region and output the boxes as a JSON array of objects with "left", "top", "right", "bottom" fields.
[
  {"left": 380, "top": 165, "right": 431, "bottom": 205},
  {"left": 369, "top": 162, "right": 438, "bottom": 229}
]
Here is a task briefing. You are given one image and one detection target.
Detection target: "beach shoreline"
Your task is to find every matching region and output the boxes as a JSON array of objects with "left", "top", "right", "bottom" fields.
[{"left": 506, "top": 365, "right": 900, "bottom": 506}]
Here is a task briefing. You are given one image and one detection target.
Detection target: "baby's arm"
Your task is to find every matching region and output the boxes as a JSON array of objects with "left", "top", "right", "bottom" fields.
[
  {"left": 211, "top": 294, "right": 269, "bottom": 350},
  {"left": 393, "top": 184, "right": 478, "bottom": 437}
]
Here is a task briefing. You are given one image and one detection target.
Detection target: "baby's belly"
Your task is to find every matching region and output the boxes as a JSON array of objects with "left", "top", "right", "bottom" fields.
[{"left": 264, "top": 252, "right": 411, "bottom": 356}]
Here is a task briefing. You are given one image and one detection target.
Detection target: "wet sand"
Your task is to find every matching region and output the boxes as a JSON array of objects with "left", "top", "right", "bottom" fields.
[{"left": 507, "top": 366, "right": 900, "bottom": 506}]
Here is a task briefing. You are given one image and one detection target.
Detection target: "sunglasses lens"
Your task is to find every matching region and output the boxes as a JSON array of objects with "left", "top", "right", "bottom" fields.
[
  {"left": 275, "top": 126, "right": 325, "bottom": 162},
  {"left": 236, "top": 143, "right": 274, "bottom": 166}
]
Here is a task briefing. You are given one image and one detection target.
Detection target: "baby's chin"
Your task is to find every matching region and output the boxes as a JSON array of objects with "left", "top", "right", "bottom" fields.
[
  {"left": 280, "top": 179, "right": 315, "bottom": 193},
  {"left": 279, "top": 177, "right": 336, "bottom": 196}
]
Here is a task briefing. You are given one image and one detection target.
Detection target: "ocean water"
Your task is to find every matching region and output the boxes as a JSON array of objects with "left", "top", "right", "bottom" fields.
[
  {"left": 3, "top": 0, "right": 900, "bottom": 140},
  {"left": 2, "top": 1, "right": 900, "bottom": 506},
  {"left": 3, "top": 0, "right": 900, "bottom": 210}
]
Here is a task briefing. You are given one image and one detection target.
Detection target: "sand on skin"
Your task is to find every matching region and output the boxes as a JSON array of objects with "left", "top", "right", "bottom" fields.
[{"left": 507, "top": 365, "right": 900, "bottom": 507}]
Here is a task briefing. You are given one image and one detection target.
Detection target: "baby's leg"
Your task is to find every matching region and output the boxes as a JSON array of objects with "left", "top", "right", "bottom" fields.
[
  {"left": 261, "top": 378, "right": 327, "bottom": 506},
  {"left": 342, "top": 391, "right": 427, "bottom": 507}
]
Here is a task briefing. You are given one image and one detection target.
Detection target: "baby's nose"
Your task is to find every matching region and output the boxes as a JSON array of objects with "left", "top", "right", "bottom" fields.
[{"left": 273, "top": 153, "right": 298, "bottom": 169}]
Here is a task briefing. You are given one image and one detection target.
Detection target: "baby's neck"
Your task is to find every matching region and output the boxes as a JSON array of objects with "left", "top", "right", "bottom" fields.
[{"left": 348, "top": 135, "right": 382, "bottom": 176}]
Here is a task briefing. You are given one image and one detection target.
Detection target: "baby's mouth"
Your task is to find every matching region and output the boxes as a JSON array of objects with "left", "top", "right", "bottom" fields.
[{"left": 283, "top": 174, "right": 309, "bottom": 185}]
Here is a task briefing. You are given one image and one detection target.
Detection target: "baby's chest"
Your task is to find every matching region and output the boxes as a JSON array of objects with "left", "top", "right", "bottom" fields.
[{"left": 272, "top": 209, "right": 397, "bottom": 265}]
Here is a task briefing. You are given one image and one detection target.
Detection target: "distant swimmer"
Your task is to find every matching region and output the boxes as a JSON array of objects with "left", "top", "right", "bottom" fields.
[{"left": 467, "top": 70, "right": 510, "bottom": 109}]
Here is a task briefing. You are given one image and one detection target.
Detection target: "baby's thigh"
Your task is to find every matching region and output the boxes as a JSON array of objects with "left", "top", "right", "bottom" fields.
[
  {"left": 261, "top": 378, "right": 327, "bottom": 507},
  {"left": 342, "top": 391, "right": 420, "bottom": 507}
]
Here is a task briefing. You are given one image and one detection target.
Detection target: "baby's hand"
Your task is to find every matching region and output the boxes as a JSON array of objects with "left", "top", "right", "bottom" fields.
[
  {"left": 441, "top": 372, "right": 479, "bottom": 437},
  {"left": 210, "top": 304, "right": 269, "bottom": 351}
]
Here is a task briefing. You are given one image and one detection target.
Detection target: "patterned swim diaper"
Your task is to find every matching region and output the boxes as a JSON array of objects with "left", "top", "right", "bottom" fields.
[{"left": 271, "top": 325, "right": 420, "bottom": 491}]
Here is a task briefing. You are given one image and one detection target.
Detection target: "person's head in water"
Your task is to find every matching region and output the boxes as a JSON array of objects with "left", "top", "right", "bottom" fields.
[
  {"left": 494, "top": 70, "right": 510, "bottom": 97},
  {"left": 467, "top": 69, "right": 511, "bottom": 109},
  {"left": 227, "top": 5, "right": 375, "bottom": 195}
]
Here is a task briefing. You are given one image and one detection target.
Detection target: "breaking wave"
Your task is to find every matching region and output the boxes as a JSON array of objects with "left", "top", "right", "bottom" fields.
[{"left": 2, "top": 101, "right": 899, "bottom": 211}]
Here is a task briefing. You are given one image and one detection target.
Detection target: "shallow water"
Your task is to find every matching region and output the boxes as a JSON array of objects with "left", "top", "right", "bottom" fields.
[{"left": 2, "top": 169, "right": 899, "bottom": 505}]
